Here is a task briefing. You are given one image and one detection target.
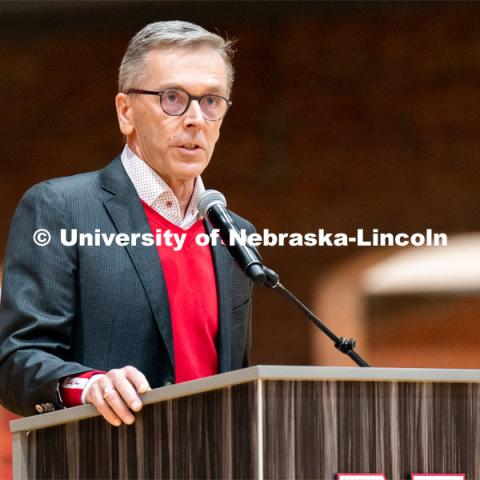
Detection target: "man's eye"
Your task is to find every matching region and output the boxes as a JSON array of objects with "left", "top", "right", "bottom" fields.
[
  {"left": 165, "top": 93, "right": 179, "bottom": 103},
  {"left": 205, "top": 96, "right": 219, "bottom": 106}
]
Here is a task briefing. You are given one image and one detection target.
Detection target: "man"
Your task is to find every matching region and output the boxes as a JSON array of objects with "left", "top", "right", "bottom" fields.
[{"left": 0, "top": 21, "right": 253, "bottom": 426}]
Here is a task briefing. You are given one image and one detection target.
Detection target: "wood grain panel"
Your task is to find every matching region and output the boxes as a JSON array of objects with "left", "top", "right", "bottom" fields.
[
  {"left": 27, "top": 382, "right": 257, "bottom": 479},
  {"left": 23, "top": 378, "right": 479, "bottom": 479},
  {"left": 263, "top": 380, "right": 479, "bottom": 479}
]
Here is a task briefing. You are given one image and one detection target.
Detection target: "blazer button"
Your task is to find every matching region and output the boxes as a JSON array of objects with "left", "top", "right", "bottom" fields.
[{"left": 35, "top": 404, "right": 44, "bottom": 413}]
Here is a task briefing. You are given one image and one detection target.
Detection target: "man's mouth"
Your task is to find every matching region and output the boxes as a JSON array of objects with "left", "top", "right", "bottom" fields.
[
  {"left": 183, "top": 144, "right": 197, "bottom": 151},
  {"left": 176, "top": 142, "right": 205, "bottom": 154}
]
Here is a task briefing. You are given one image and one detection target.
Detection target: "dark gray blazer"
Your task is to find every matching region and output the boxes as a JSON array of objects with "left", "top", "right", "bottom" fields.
[{"left": 0, "top": 157, "right": 253, "bottom": 416}]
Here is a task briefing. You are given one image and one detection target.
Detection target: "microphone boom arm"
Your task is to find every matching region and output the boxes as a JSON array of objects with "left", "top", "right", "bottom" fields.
[{"left": 262, "top": 267, "right": 370, "bottom": 367}]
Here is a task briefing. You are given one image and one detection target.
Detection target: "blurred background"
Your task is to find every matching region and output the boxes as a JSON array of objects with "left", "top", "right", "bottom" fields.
[{"left": 1, "top": 1, "right": 480, "bottom": 477}]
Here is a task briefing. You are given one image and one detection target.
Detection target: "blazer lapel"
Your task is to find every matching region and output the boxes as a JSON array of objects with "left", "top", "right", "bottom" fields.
[
  {"left": 100, "top": 158, "right": 175, "bottom": 371},
  {"left": 205, "top": 220, "right": 233, "bottom": 373}
]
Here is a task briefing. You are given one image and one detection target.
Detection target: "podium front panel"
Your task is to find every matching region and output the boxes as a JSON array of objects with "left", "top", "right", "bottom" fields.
[
  {"left": 21, "top": 382, "right": 258, "bottom": 479},
  {"left": 262, "top": 379, "right": 479, "bottom": 479},
  {"left": 10, "top": 366, "right": 480, "bottom": 479}
]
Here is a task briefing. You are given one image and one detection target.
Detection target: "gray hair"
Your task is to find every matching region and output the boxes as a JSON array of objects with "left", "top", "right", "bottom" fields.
[{"left": 119, "top": 20, "right": 235, "bottom": 94}]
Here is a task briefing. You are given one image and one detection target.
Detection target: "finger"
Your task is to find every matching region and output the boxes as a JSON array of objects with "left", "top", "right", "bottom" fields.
[
  {"left": 110, "top": 375, "right": 143, "bottom": 413},
  {"left": 86, "top": 381, "right": 122, "bottom": 427},
  {"left": 123, "top": 366, "right": 151, "bottom": 394},
  {"left": 102, "top": 383, "right": 135, "bottom": 425}
]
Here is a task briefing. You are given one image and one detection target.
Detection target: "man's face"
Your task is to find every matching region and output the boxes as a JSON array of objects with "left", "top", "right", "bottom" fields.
[{"left": 116, "top": 46, "right": 229, "bottom": 187}]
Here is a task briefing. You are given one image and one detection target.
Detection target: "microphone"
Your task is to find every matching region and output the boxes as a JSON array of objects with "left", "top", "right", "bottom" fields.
[
  {"left": 198, "top": 192, "right": 371, "bottom": 367},
  {"left": 198, "top": 190, "right": 266, "bottom": 284}
]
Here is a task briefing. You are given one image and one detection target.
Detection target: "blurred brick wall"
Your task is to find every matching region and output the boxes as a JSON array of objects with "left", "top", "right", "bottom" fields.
[
  {"left": 219, "top": 3, "right": 480, "bottom": 368},
  {"left": 1, "top": 2, "right": 480, "bottom": 388}
]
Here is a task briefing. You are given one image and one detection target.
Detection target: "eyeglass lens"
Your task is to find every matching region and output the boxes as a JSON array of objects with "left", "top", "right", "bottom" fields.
[{"left": 161, "top": 90, "right": 228, "bottom": 120}]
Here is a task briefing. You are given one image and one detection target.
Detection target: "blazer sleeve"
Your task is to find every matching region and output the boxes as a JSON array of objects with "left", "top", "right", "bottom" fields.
[{"left": 0, "top": 182, "right": 92, "bottom": 416}]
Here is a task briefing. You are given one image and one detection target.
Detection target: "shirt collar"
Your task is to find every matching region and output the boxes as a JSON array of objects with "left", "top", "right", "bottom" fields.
[{"left": 120, "top": 144, "right": 205, "bottom": 229}]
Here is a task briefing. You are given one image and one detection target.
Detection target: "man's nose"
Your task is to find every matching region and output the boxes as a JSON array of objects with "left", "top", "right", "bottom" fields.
[{"left": 183, "top": 99, "right": 205, "bottom": 128}]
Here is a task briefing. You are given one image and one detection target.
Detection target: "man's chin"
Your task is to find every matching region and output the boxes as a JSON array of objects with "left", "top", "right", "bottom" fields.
[
  {"left": 173, "top": 157, "right": 209, "bottom": 178},
  {"left": 168, "top": 163, "right": 208, "bottom": 184}
]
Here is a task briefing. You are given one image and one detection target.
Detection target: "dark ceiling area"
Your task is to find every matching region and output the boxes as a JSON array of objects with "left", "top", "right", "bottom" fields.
[{"left": 0, "top": 1, "right": 394, "bottom": 32}]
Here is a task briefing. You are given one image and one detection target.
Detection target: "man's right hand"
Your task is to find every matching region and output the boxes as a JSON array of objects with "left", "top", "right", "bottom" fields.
[{"left": 84, "top": 365, "right": 151, "bottom": 426}]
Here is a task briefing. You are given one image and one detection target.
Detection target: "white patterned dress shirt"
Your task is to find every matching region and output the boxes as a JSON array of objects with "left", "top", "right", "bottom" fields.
[{"left": 120, "top": 144, "right": 205, "bottom": 229}]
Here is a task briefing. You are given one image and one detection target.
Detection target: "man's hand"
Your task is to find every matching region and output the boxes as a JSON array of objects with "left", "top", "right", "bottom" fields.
[{"left": 84, "top": 366, "right": 151, "bottom": 426}]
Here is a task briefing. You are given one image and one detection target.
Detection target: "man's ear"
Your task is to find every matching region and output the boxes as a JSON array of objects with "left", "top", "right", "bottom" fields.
[{"left": 115, "top": 93, "right": 134, "bottom": 136}]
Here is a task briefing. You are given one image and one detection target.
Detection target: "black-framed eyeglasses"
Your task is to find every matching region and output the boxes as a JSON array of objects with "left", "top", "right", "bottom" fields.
[{"left": 125, "top": 88, "right": 232, "bottom": 121}]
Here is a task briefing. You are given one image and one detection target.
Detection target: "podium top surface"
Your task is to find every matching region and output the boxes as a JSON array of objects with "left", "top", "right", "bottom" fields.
[{"left": 10, "top": 365, "right": 480, "bottom": 433}]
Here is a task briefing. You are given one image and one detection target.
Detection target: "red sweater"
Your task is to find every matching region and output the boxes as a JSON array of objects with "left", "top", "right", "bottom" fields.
[{"left": 142, "top": 202, "right": 219, "bottom": 383}]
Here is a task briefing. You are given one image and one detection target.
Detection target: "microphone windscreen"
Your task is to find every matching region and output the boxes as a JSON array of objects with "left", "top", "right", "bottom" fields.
[{"left": 197, "top": 189, "right": 227, "bottom": 217}]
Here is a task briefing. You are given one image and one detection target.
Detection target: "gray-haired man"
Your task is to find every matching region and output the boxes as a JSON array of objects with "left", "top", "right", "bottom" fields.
[{"left": 0, "top": 21, "right": 253, "bottom": 426}]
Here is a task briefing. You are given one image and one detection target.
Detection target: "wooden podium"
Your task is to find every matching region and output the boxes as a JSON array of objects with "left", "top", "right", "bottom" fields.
[{"left": 10, "top": 366, "right": 480, "bottom": 479}]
